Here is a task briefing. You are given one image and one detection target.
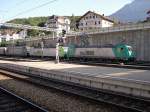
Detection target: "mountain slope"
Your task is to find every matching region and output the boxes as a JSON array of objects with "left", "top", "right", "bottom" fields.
[{"left": 111, "top": 0, "right": 150, "bottom": 22}]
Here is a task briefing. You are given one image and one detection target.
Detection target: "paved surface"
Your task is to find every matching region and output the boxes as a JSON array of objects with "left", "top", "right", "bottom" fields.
[{"left": 0, "top": 59, "right": 150, "bottom": 83}]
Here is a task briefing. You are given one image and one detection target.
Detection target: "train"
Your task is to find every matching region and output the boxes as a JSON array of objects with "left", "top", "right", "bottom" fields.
[{"left": 0, "top": 44, "right": 135, "bottom": 62}]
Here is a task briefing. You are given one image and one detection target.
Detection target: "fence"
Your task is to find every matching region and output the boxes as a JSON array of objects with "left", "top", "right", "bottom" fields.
[{"left": 66, "top": 22, "right": 150, "bottom": 36}]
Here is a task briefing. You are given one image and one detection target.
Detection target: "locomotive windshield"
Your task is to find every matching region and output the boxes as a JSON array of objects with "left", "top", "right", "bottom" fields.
[{"left": 127, "top": 46, "right": 132, "bottom": 51}]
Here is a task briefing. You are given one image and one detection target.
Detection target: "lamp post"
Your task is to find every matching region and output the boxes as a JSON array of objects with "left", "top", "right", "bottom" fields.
[
  {"left": 41, "top": 41, "right": 44, "bottom": 58},
  {"left": 55, "top": 42, "right": 59, "bottom": 63},
  {"left": 39, "top": 33, "right": 45, "bottom": 58}
]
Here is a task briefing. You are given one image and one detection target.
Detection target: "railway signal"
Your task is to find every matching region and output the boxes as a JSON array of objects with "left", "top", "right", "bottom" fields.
[
  {"left": 62, "top": 29, "right": 66, "bottom": 37},
  {"left": 55, "top": 30, "right": 66, "bottom": 64}
]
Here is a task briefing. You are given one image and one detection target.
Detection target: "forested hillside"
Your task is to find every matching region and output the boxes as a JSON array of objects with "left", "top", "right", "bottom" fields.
[
  {"left": 7, "top": 15, "right": 80, "bottom": 37},
  {"left": 8, "top": 17, "right": 48, "bottom": 26}
]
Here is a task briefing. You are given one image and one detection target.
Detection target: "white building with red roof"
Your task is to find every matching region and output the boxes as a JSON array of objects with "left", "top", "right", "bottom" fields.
[{"left": 77, "top": 11, "right": 115, "bottom": 31}]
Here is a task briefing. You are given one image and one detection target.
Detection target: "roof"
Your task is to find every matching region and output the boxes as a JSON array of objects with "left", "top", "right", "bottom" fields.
[
  {"left": 48, "top": 15, "right": 69, "bottom": 20},
  {"left": 48, "top": 15, "right": 58, "bottom": 19},
  {"left": 77, "top": 11, "right": 115, "bottom": 23},
  {"left": 147, "top": 10, "right": 150, "bottom": 14}
]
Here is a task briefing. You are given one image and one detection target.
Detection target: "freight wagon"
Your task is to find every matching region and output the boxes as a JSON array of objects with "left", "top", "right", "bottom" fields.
[
  {"left": 71, "top": 44, "right": 135, "bottom": 61},
  {"left": 6, "top": 46, "right": 28, "bottom": 56}
]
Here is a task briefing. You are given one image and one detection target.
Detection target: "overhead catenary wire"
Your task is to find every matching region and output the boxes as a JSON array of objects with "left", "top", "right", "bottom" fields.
[
  {"left": 15, "top": 0, "right": 29, "bottom": 5},
  {"left": 0, "top": 10, "right": 8, "bottom": 13},
  {"left": 6, "top": 0, "right": 58, "bottom": 21}
]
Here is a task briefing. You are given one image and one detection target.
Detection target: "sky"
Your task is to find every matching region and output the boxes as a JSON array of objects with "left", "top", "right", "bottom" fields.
[{"left": 0, "top": 0, "right": 133, "bottom": 22}]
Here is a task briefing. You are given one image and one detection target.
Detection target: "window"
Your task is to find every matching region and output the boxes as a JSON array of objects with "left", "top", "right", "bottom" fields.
[
  {"left": 66, "top": 21, "right": 68, "bottom": 24},
  {"left": 1, "top": 38, "right": 6, "bottom": 42},
  {"left": 99, "top": 21, "right": 101, "bottom": 24},
  {"left": 86, "top": 23, "right": 87, "bottom": 25},
  {"left": 93, "top": 16, "right": 95, "bottom": 18},
  {"left": 128, "top": 47, "right": 132, "bottom": 51},
  {"left": 117, "top": 48, "right": 124, "bottom": 52},
  {"left": 80, "top": 23, "right": 83, "bottom": 26},
  {"left": 95, "top": 22, "right": 97, "bottom": 25},
  {"left": 121, "top": 48, "right": 124, "bottom": 51},
  {"left": 80, "top": 28, "right": 83, "bottom": 31}
]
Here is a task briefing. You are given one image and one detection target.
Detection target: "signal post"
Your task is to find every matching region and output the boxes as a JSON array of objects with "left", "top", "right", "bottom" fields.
[{"left": 55, "top": 30, "right": 66, "bottom": 64}]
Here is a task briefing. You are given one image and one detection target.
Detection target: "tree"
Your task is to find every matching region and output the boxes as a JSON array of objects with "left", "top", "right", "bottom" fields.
[
  {"left": 38, "top": 22, "right": 45, "bottom": 27},
  {"left": 69, "top": 14, "right": 81, "bottom": 31},
  {"left": 27, "top": 29, "right": 39, "bottom": 37},
  {"left": 0, "top": 41, "right": 7, "bottom": 47}
]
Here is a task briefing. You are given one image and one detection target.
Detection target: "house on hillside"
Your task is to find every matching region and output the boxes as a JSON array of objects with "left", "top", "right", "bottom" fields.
[
  {"left": 77, "top": 11, "right": 115, "bottom": 31},
  {"left": 0, "top": 30, "right": 26, "bottom": 43},
  {"left": 45, "top": 15, "right": 70, "bottom": 36}
]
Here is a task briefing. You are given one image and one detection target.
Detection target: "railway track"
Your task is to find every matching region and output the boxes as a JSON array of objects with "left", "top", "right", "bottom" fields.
[
  {"left": 0, "top": 56, "right": 150, "bottom": 70},
  {"left": 0, "top": 86, "right": 48, "bottom": 112},
  {"left": 0, "top": 69, "right": 150, "bottom": 112},
  {"left": 66, "top": 60, "right": 150, "bottom": 70}
]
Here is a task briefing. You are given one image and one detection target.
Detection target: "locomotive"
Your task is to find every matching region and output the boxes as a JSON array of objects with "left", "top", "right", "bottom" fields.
[{"left": 61, "top": 44, "right": 135, "bottom": 61}]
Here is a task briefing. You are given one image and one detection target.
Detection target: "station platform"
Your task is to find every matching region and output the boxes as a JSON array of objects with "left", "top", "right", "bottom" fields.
[
  {"left": 0, "top": 59, "right": 150, "bottom": 98},
  {"left": 0, "top": 60, "right": 149, "bottom": 82}
]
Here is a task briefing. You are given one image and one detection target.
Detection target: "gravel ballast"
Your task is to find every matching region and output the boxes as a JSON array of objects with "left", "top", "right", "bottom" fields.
[{"left": 0, "top": 74, "right": 121, "bottom": 112}]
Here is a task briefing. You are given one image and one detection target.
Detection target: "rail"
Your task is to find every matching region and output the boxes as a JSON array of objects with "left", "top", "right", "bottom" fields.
[
  {"left": 0, "top": 86, "right": 48, "bottom": 112},
  {"left": 0, "top": 68, "right": 150, "bottom": 112},
  {"left": 0, "top": 63, "right": 150, "bottom": 98}
]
